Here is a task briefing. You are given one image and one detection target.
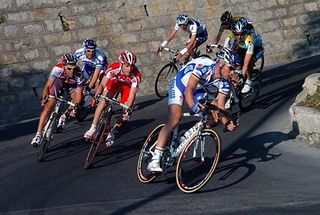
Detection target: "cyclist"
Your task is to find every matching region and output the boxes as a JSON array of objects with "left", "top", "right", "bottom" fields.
[
  {"left": 57, "top": 39, "right": 108, "bottom": 130},
  {"left": 157, "top": 13, "right": 208, "bottom": 62},
  {"left": 211, "top": 11, "right": 254, "bottom": 46},
  {"left": 84, "top": 51, "right": 142, "bottom": 146},
  {"left": 224, "top": 18, "right": 264, "bottom": 93},
  {"left": 147, "top": 49, "right": 241, "bottom": 172},
  {"left": 31, "top": 54, "right": 84, "bottom": 147}
]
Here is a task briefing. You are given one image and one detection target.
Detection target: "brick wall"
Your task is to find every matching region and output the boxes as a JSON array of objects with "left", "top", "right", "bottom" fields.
[{"left": 0, "top": 0, "right": 320, "bottom": 125}]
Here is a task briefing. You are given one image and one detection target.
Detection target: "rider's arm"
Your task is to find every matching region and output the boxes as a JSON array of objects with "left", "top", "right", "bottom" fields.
[
  {"left": 125, "top": 87, "right": 138, "bottom": 108},
  {"left": 185, "top": 74, "right": 199, "bottom": 108},
  {"left": 242, "top": 52, "right": 253, "bottom": 77},
  {"left": 213, "top": 25, "right": 224, "bottom": 45},
  {"left": 186, "top": 34, "right": 197, "bottom": 53},
  {"left": 88, "top": 68, "right": 101, "bottom": 90},
  {"left": 41, "top": 78, "right": 54, "bottom": 99},
  {"left": 215, "top": 92, "right": 237, "bottom": 131},
  {"left": 166, "top": 26, "right": 178, "bottom": 43},
  {"left": 95, "top": 75, "right": 109, "bottom": 97}
]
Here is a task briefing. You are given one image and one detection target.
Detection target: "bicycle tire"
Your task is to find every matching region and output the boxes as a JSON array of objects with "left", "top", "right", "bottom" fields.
[
  {"left": 155, "top": 63, "right": 178, "bottom": 99},
  {"left": 239, "top": 69, "right": 262, "bottom": 111},
  {"left": 38, "top": 113, "right": 58, "bottom": 162},
  {"left": 137, "top": 124, "right": 165, "bottom": 183},
  {"left": 84, "top": 107, "right": 112, "bottom": 169},
  {"left": 176, "top": 128, "right": 221, "bottom": 193}
]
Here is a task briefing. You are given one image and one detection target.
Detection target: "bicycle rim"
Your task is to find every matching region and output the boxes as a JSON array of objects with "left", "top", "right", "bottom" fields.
[
  {"left": 239, "top": 69, "right": 262, "bottom": 111},
  {"left": 137, "top": 124, "right": 165, "bottom": 183},
  {"left": 84, "top": 117, "right": 109, "bottom": 169},
  {"left": 38, "top": 114, "right": 58, "bottom": 162},
  {"left": 155, "top": 64, "right": 178, "bottom": 99},
  {"left": 176, "top": 128, "right": 221, "bottom": 193}
]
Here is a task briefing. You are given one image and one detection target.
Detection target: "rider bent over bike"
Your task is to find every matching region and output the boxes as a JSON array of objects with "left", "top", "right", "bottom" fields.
[
  {"left": 84, "top": 51, "right": 142, "bottom": 146},
  {"left": 31, "top": 54, "right": 84, "bottom": 147},
  {"left": 147, "top": 50, "right": 242, "bottom": 172},
  {"left": 158, "top": 13, "right": 208, "bottom": 62}
]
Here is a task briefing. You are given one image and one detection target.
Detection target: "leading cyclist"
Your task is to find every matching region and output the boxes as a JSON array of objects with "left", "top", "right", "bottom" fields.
[{"left": 147, "top": 49, "right": 241, "bottom": 172}]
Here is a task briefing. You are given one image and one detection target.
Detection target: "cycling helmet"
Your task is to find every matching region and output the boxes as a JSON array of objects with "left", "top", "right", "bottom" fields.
[
  {"left": 217, "top": 48, "right": 242, "bottom": 68},
  {"left": 176, "top": 13, "right": 189, "bottom": 25},
  {"left": 220, "top": 11, "right": 233, "bottom": 24},
  {"left": 119, "top": 51, "right": 137, "bottom": 66},
  {"left": 83, "top": 38, "right": 97, "bottom": 49},
  {"left": 231, "top": 18, "right": 248, "bottom": 34},
  {"left": 62, "top": 53, "right": 77, "bottom": 65}
]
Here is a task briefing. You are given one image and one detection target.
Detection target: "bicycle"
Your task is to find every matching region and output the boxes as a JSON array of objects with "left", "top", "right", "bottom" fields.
[
  {"left": 75, "top": 89, "right": 94, "bottom": 122},
  {"left": 84, "top": 94, "right": 129, "bottom": 169},
  {"left": 206, "top": 44, "right": 264, "bottom": 111},
  {"left": 155, "top": 47, "right": 185, "bottom": 99},
  {"left": 137, "top": 96, "right": 239, "bottom": 193},
  {"left": 37, "top": 95, "right": 77, "bottom": 162}
]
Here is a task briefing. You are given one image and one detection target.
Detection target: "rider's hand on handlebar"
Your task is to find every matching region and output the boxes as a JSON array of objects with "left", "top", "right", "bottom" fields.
[
  {"left": 225, "top": 120, "right": 237, "bottom": 131},
  {"left": 206, "top": 45, "right": 213, "bottom": 53},
  {"left": 190, "top": 102, "right": 204, "bottom": 115}
]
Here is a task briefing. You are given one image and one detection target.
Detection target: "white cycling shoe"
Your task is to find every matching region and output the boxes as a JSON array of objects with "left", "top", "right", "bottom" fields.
[
  {"left": 241, "top": 79, "right": 253, "bottom": 94},
  {"left": 31, "top": 134, "right": 43, "bottom": 147},
  {"left": 147, "top": 157, "right": 163, "bottom": 172},
  {"left": 84, "top": 127, "right": 96, "bottom": 140}
]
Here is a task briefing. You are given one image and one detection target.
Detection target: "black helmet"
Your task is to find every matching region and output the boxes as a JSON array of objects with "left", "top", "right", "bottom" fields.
[
  {"left": 62, "top": 53, "right": 77, "bottom": 65},
  {"left": 220, "top": 11, "right": 232, "bottom": 24},
  {"left": 83, "top": 38, "right": 97, "bottom": 49}
]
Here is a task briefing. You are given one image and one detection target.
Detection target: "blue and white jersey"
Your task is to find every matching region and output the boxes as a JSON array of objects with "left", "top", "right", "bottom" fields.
[
  {"left": 175, "top": 18, "right": 206, "bottom": 35},
  {"left": 168, "top": 57, "right": 232, "bottom": 105},
  {"left": 74, "top": 47, "right": 108, "bottom": 79}
]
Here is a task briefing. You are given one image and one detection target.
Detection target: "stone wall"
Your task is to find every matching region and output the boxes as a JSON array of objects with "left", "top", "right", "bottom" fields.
[{"left": 0, "top": 0, "right": 320, "bottom": 125}]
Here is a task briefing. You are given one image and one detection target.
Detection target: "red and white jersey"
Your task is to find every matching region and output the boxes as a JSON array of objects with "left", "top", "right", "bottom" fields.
[{"left": 105, "top": 62, "right": 142, "bottom": 88}]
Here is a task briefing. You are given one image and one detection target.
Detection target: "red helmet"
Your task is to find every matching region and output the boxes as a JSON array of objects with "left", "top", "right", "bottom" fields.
[{"left": 119, "top": 51, "right": 137, "bottom": 66}]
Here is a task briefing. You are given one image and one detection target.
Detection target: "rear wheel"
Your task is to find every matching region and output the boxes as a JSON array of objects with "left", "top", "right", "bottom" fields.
[
  {"left": 239, "top": 69, "right": 262, "bottom": 111},
  {"left": 155, "top": 63, "right": 178, "bottom": 99},
  {"left": 137, "top": 124, "right": 165, "bottom": 183},
  {"left": 38, "top": 113, "right": 58, "bottom": 162},
  {"left": 176, "top": 128, "right": 221, "bottom": 193}
]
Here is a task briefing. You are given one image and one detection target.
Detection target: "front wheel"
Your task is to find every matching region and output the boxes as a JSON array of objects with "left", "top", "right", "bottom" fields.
[
  {"left": 38, "top": 113, "right": 58, "bottom": 162},
  {"left": 137, "top": 124, "right": 165, "bottom": 183},
  {"left": 155, "top": 63, "right": 178, "bottom": 99},
  {"left": 176, "top": 128, "right": 221, "bottom": 193},
  {"left": 84, "top": 115, "right": 110, "bottom": 169},
  {"left": 239, "top": 69, "right": 262, "bottom": 111}
]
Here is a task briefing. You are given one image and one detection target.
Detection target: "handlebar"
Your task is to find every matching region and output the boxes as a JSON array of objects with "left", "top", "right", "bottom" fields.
[
  {"left": 163, "top": 47, "right": 178, "bottom": 54},
  {"left": 97, "top": 95, "right": 129, "bottom": 109}
]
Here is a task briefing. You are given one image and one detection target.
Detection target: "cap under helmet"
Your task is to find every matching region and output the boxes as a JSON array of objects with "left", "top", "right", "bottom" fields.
[
  {"left": 83, "top": 38, "right": 97, "bottom": 49},
  {"left": 119, "top": 51, "right": 137, "bottom": 66},
  {"left": 176, "top": 13, "right": 189, "bottom": 25}
]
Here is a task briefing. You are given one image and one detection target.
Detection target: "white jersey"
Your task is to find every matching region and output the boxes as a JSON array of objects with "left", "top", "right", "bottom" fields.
[{"left": 174, "top": 18, "right": 206, "bottom": 35}]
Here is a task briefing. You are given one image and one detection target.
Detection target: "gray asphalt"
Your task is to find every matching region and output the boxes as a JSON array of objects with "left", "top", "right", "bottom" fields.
[{"left": 1, "top": 55, "right": 320, "bottom": 215}]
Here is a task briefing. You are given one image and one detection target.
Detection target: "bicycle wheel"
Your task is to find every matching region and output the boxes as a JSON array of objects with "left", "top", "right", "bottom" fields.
[
  {"left": 176, "top": 128, "right": 221, "bottom": 193},
  {"left": 137, "top": 124, "right": 165, "bottom": 183},
  {"left": 38, "top": 113, "right": 58, "bottom": 162},
  {"left": 84, "top": 109, "right": 112, "bottom": 169},
  {"left": 155, "top": 63, "right": 178, "bottom": 99},
  {"left": 239, "top": 69, "right": 262, "bottom": 111}
]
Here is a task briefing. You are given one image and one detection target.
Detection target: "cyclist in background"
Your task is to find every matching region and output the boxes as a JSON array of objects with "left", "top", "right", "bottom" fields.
[
  {"left": 84, "top": 51, "right": 142, "bottom": 146},
  {"left": 211, "top": 11, "right": 254, "bottom": 46},
  {"left": 224, "top": 18, "right": 264, "bottom": 93},
  {"left": 57, "top": 39, "right": 108, "bottom": 130},
  {"left": 31, "top": 54, "right": 84, "bottom": 147},
  {"left": 147, "top": 50, "right": 241, "bottom": 172},
  {"left": 157, "top": 13, "right": 208, "bottom": 62}
]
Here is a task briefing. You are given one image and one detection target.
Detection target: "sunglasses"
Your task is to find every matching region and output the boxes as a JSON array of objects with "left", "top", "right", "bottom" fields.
[
  {"left": 86, "top": 49, "right": 95, "bottom": 53},
  {"left": 234, "top": 32, "right": 245, "bottom": 36},
  {"left": 224, "top": 64, "right": 235, "bottom": 71},
  {"left": 66, "top": 66, "right": 76, "bottom": 71}
]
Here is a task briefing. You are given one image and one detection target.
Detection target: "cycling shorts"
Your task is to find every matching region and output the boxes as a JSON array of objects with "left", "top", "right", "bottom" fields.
[{"left": 105, "top": 77, "right": 134, "bottom": 104}]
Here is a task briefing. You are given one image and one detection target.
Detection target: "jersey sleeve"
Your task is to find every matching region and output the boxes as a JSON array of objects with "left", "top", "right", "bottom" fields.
[
  {"left": 49, "top": 66, "right": 61, "bottom": 81},
  {"left": 174, "top": 23, "right": 179, "bottom": 31},
  {"left": 189, "top": 22, "right": 198, "bottom": 35}
]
